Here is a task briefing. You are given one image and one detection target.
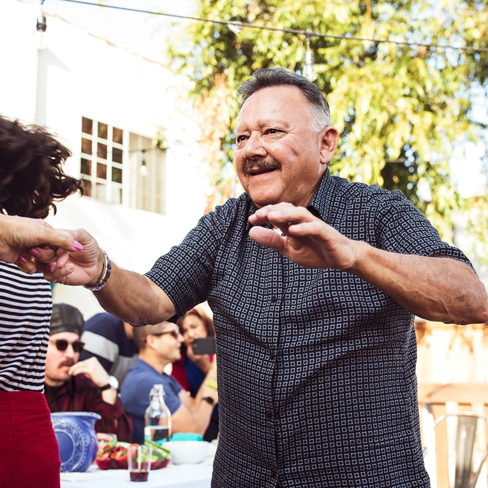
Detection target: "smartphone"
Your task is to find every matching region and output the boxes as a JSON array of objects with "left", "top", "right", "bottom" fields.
[{"left": 192, "top": 337, "right": 216, "bottom": 355}]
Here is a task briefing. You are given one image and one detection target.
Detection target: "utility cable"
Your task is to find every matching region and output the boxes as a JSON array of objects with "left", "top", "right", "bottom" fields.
[{"left": 51, "top": 0, "right": 488, "bottom": 54}]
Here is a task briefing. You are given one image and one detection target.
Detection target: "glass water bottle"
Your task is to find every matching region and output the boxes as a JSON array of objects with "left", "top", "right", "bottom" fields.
[{"left": 144, "top": 384, "right": 171, "bottom": 445}]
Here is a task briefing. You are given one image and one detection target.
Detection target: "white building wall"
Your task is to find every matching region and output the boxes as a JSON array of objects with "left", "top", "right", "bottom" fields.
[{"left": 0, "top": 0, "right": 208, "bottom": 319}]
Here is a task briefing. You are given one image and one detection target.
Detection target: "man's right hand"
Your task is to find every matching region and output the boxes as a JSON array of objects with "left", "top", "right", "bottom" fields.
[{"left": 42, "top": 228, "right": 103, "bottom": 286}]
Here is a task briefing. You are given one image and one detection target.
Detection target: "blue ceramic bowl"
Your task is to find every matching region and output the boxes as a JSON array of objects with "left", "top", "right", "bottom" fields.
[{"left": 51, "top": 412, "right": 101, "bottom": 472}]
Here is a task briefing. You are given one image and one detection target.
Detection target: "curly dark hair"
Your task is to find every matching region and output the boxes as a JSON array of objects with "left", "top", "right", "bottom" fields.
[{"left": 0, "top": 115, "right": 84, "bottom": 218}]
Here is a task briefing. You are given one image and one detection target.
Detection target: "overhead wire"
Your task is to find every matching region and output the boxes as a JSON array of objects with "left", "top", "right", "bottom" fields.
[
  {"left": 50, "top": 0, "right": 488, "bottom": 177},
  {"left": 52, "top": 0, "right": 488, "bottom": 54}
]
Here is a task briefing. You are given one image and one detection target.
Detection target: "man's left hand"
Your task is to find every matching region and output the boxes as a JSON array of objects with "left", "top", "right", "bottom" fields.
[
  {"left": 249, "top": 203, "right": 488, "bottom": 325},
  {"left": 249, "top": 203, "right": 360, "bottom": 271},
  {"left": 69, "top": 357, "right": 110, "bottom": 388}
]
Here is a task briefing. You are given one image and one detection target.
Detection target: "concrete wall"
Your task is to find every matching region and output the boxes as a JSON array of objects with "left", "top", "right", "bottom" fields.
[{"left": 0, "top": 0, "right": 209, "bottom": 319}]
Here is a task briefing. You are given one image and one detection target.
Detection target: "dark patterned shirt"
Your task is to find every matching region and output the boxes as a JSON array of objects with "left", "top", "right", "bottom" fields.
[
  {"left": 44, "top": 374, "right": 133, "bottom": 442},
  {"left": 146, "top": 169, "right": 471, "bottom": 488}
]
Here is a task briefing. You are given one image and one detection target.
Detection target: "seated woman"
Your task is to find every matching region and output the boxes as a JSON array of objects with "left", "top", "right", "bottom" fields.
[{"left": 172, "top": 307, "right": 218, "bottom": 441}]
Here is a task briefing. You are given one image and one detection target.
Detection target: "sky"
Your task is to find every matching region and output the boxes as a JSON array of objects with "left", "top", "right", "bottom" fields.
[
  {"left": 24, "top": 0, "right": 196, "bottom": 63},
  {"left": 23, "top": 0, "right": 488, "bottom": 198}
]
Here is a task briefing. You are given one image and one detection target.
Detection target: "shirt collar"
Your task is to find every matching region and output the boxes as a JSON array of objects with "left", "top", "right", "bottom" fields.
[
  {"left": 306, "top": 166, "right": 334, "bottom": 224},
  {"left": 45, "top": 376, "right": 76, "bottom": 397},
  {"left": 135, "top": 356, "right": 167, "bottom": 377},
  {"left": 306, "top": 165, "right": 334, "bottom": 223},
  {"left": 246, "top": 165, "right": 334, "bottom": 223}
]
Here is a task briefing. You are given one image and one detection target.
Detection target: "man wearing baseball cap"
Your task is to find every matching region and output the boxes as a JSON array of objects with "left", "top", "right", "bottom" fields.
[{"left": 44, "top": 303, "right": 132, "bottom": 441}]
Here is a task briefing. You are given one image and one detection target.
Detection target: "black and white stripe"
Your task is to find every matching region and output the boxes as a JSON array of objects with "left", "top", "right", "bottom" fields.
[{"left": 0, "top": 262, "right": 52, "bottom": 391}]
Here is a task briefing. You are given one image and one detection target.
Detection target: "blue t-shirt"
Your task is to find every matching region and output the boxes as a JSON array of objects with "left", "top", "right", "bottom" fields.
[{"left": 120, "top": 357, "right": 182, "bottom": 443}]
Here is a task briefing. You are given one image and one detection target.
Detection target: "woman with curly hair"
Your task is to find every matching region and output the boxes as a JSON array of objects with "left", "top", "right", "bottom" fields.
[{"left": 0, "top": 115, "right": 84, "bottom": 488}]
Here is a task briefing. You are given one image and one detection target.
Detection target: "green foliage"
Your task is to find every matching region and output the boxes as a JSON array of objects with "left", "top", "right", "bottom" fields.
[
  {"left": 166, "top": 0, "right": 488, "bottom": 247},
  {"left": 462, "top": 192, "right": 488, "bottom": 267}
]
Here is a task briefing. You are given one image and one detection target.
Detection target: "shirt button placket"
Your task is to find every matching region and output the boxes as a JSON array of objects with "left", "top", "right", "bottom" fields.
[
  {"left": 270, "top": 295, "right": 278, "bottom": 360},
  {"left": 266, "top": 249, "right": 282, "bottom": 487}
]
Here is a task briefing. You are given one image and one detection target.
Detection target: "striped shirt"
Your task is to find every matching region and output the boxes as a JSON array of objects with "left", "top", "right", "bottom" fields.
[
  {"left": 0, "top": 262, "right": 52, "bottom": 392},
  {"left": 80, "top": 312, "right": 138, "bottom": 387}
]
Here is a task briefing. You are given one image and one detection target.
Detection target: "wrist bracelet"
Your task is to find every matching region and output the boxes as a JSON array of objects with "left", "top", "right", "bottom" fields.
[
  {"left": 83, "top": 249, "right": 111, "bottom": 291},
  {"left": 202, "top": 396, "right": 215, "bottom": 406},
  {"left": 205, "top": 380, "right": 218, "bottom": 390}
]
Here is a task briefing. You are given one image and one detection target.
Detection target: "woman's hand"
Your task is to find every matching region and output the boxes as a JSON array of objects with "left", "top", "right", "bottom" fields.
[
  {"left": 187, "top": 343, "right": 213, "bottom": 374},
  {"left": 0, "top": 215, "right": 83, "bottom": 270}
]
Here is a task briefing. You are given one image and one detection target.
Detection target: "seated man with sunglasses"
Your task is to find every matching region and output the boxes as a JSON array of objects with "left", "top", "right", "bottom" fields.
[
  {"left": 44, "top": 303, "right": 133, "bottom": 441},
  {"left": 120, "top": 321, "right": 218, "bottom": 444}
]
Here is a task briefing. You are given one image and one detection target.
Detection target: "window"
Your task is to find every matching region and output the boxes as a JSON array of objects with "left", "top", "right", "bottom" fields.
[
  {"left": 80, "top": 117, "right": 124, "bottom": 204},
  {"left": 80, "top": 117, "right": 166, "bottom": 214},
  {"left": 128, "top": 133, "right": 166, "bottom": 215}
]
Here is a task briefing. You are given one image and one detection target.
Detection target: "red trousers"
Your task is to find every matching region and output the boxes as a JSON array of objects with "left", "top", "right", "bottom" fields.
[{"left": 0, "top": 391, "right": 60, "bottom": 488}]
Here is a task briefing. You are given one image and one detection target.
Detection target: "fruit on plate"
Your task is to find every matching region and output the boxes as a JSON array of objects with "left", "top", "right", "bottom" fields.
[
  {"left": 96, "top": 441, "right": 170, "bottom": 470},
  {"left": 145, "top": 440, "right": 171, "bottom": 470},
  {"left": 96, "top": 441, "right": 131, "bottom": 470}
]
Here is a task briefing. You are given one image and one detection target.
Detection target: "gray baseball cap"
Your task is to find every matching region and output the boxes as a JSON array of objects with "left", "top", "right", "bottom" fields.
[{"left": 50, "top": 303, "right": 84, "bottom": 336}]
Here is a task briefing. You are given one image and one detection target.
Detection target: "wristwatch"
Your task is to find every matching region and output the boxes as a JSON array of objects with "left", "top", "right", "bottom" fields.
[
  {"left": 100, "top": 375, "right": 119, "bottom": 391},
  {"left": 202, "top": 396, "right": 215, "bottom": 406}
]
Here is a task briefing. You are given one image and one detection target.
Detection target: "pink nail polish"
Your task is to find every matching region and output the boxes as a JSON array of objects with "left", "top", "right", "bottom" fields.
[
  {"left": 19, "top": 256, "right": 27, "bottom": 263},
  {"left": 30, "top": 249, "right": 39, "bottom": 257},
  {"left": 48, "top": 264, "right": 56, "bottom": 273},
  {"left": 73, "top": 241, "right": 83, "bottom": 250}
]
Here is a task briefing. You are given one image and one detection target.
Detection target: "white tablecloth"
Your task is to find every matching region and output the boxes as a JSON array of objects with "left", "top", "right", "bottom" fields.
[{"left": 60, "top": 457, "right": 213, "bottom": 488}]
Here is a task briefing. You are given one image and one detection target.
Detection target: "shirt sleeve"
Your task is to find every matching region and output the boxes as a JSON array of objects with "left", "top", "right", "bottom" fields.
[
  {"left": 161, "top": 375, "right": 182, "bottom": 415},
  {"left": 79, "top": 345, "right": 113, "bottom": 373},
  {"left": 78, "top": 376, "right": 133, "bottom": 442},
  {"left": 374, "top": 189, "right": 473, "bottom": 267},
  {"left": 79, "top": 314, "right": 123, "bottom": 372},
  {"left": 145, "top": 203, "right": 230, "bottom": 317}
]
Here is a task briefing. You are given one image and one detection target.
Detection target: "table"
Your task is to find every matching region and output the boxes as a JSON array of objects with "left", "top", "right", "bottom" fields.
[{"left": 60, "top": 456, "right": 213, "bottom": 487}]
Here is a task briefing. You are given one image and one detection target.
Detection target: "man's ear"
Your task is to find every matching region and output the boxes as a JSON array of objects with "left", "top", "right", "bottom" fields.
[
  {"left": 319, "top": 126, "right": 339, "bottom": 166},
  {"left": 145, "top": 335, "right": 157, "bottom": 351}
]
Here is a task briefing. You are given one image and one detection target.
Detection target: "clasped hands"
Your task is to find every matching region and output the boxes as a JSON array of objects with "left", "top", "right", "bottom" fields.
[
  {"left": 3, "top": 203, "right": 362, "bottom": 283},
  {"left": 0, "top": 215, "right": 100, "bottom": 285},
  {"left": 248, "top": 203, "right": 361, "bottom": 272}
]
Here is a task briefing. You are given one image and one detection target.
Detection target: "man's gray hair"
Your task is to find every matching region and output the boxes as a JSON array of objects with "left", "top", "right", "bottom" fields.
[{"left": 237, "top": 68, "right": 331, "bottom": 132}]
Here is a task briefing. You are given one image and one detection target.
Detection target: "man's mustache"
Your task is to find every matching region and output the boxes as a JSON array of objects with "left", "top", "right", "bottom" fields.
[
  {"left": 59, "top": 360, "right": 75, "bottom": 368},
  {"left": 243, "top": 159, "right": 281, "bottom": 176}
]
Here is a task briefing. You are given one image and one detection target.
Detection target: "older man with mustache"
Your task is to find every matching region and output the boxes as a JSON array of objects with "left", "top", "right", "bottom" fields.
[
  {"left": 44, "top": 303, "right": 132, "bottom": 442},
  {"left": 13, "top": 68, "right": 488, "bottom": 487}
]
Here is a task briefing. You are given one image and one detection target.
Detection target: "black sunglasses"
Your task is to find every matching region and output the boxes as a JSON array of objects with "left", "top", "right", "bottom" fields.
[
  {"left": 150, "top": 327, "right": 180, "bottom": 340},
  {"left": 50, "top": 339, "right": 85, "bottom": 353}
]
